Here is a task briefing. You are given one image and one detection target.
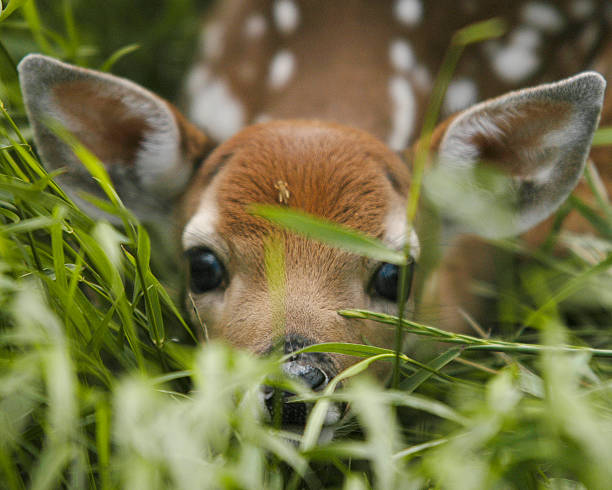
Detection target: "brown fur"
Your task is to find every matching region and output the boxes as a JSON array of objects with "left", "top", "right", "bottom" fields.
[{"left": 183, "top": 121, "right": 408, "bottom": 374}]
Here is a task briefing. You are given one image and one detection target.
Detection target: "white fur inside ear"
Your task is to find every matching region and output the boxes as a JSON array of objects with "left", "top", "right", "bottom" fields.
[
  {"left": 129, "top": 102, "right": 187, "bottom": 197},
  {"left": 438, "top": 111, "right": 504, "bottom": 169}
]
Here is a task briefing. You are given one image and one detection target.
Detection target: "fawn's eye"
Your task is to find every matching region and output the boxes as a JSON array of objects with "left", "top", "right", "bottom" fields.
[
  {"left": 186, "top": 247, "right": 226, "bottom": 293},
  {"left": 372, "top": 259, "right": 415, "bottom": 302}
]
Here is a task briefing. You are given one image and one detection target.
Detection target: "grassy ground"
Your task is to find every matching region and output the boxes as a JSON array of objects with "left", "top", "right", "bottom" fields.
[{"left": 1, "top": 1, "right": 611, "bottom": 489}]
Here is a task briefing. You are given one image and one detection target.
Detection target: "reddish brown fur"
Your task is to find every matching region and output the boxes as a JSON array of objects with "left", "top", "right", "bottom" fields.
[{"left": 183, "top": 121, "right": 408, "bottom": 374}]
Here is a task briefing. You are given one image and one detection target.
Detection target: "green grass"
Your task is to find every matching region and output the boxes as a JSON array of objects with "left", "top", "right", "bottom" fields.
[{"left": 1, "top": 1, "right": 612, "bottom": 489}]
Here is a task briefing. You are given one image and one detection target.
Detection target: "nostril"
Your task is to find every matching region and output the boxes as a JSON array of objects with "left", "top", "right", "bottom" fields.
[
  {"left": 261, "top": 361, "right": 336, "bottom": 428},
  {"left": 302, "top": 365, "right": 327, "bottom": 390},
  {"left": 282, "top": 361, "right": 329, "bottom": 390}
]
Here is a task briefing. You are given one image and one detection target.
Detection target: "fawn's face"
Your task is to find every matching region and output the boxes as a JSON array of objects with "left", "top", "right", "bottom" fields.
[
  {"left": 181, "top": 121, "right": 415, "bottom": 379},
  {"left": 18, "top": 54, "right": 604, "bottom": 429}
]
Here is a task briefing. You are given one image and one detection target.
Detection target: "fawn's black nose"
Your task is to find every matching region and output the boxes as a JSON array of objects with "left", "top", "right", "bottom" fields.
[
  {"left": 282, "top": 361, "right": 328, "bottom": 390},
  {"left": 263, "top": 361, "right": 331, "bottom": 427},
  {"left": 263, "top": 335, "right": 337, "bottom": 427}
]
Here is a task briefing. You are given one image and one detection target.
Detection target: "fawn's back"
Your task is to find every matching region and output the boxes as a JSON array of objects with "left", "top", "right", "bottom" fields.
[{"left": 186, "top": 0, "right": 612, "bottom": 146}]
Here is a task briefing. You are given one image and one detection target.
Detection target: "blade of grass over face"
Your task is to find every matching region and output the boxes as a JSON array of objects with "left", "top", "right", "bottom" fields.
[
  {"left": 301, "top": 353, "right": 393, "bottom": 451},
  {"left": 288, "top": 342, "right": 460, "bottom": 384},
  {"left": 248, "top": 204, "right": 406, "bottom": 265}
]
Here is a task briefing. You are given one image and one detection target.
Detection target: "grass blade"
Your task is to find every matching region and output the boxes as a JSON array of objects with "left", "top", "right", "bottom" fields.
[{"left": 249, "top": 204, "right": 406, "bottom": 265}]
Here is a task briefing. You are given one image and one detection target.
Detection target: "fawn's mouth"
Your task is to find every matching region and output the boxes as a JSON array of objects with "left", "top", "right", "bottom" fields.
[
  {"left": 261, "top": 384, "right": 346, "bottom": 428},
  {"left": 260, "top": 335, "right": 347, "bottom": 436}
]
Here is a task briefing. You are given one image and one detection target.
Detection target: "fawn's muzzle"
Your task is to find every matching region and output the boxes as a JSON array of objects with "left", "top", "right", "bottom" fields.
[
  {"left": 263, "top": 335, "right": 342, "bottom": 428},
  {"left": 283, "top": 361, "right": 329, "bottom": 390}
]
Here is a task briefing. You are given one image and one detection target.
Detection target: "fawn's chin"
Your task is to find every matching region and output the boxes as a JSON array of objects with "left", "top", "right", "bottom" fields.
[{"left": 259, "top": 387, "right": 345, "bottom": 440}]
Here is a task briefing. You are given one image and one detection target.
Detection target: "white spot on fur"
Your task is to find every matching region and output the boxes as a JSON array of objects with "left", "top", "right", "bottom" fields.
[
  {"left": 491, "top": 27, "right": 541, "bottom": 83},
  {"left": 394, "top": 0, "right": 423, "bottom": 26},
  {"left": 388, "top": 76, "right": 416, "bottom": 150},
  {"left": 389, "top": 39, "right": 415, "bottom": 73},
  {"left": 492, "top": 48, "right": 538, "bottom": 83},
  {"left": 185, "top": 66, "right": 208, "bottom": 97},
  {"left": 512, "top": 26, "right": 541, "bottom": 49},
  {"left": 444, "top": 78, "right": 478, "bottom": 115},
  {"left": 273, "top": 0, "right": 300, "bottom": 34},
  {"left": 268, "top": 50, "right": 296, "bottom": 89},
  {"left": 521, "top": 2, "right": 564, "bottom": 33},
  {"left": 254, "top": 113, "right": 272, "bottom": 123},
  {"left": 189, "top": 68, "right": 245, "bottom": 141},
  {"left": 202, "top": 22, "right": 224, "bottom": 61},
  {"left": 412, "top": 64, "right": 431, "bottom": 89},
  {"left": 569, "top": 0, "right": 595, "bottom": 19},
  {"left": 244, "top": 13, "right": 267, "bottom": 39}
]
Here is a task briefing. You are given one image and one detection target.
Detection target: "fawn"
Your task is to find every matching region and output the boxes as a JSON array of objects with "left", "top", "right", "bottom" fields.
[{"left": 18, "top": 0, "right": 611, "bottom": 430}]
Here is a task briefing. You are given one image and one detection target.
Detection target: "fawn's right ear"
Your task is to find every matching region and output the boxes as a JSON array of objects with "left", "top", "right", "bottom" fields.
[{"left": 18, "top": 54, "right": 214, "bottom": 219}]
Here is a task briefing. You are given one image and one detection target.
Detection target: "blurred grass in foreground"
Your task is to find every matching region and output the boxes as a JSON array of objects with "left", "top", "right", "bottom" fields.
[{"left": 1, "top": 1, "right": 612, "bottom": 489}]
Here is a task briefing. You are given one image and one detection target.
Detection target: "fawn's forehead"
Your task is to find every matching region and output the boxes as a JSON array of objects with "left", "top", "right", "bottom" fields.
[{"left": 182, "top": 121, "right": 411, "bottom": 249}]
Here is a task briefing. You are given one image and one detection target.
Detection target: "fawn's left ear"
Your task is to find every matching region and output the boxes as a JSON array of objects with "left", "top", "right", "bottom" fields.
[
  {"left": 425, "top": 72, "right": 606, "bottom": 238},
  {"left": 18, "top": 54, "right": 213, "bottom": 219}
]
